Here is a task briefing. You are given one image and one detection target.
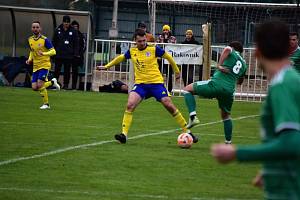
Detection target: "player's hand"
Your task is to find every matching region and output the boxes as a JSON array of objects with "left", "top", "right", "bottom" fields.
[
  {"left": 96, "top": 66, "right": 107, "bottom": 71},
  {"left": 218, "top": 65, "right": 230, "bottom": 73},
  {"left": 252, "top": 171, "right": 263, "bottom": 189},
  {"left": 37, "top": 50, "right": 43, "bottom": 56},
  {"left": 211, "top": 143, "right": 236, "bottom": 163},
  {"left": 26, "top": 59, "right": 32, "bottom": 65},
  {"left": 175, "top": 73, "right": 180, "bottom": 80}
]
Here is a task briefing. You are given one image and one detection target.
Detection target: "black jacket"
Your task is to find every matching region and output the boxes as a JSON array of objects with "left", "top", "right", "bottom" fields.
[
  {"left": 181, "top": 37, "right": 201, "bottom": 45},
  {"left": 52, "top": 24, "right": 79, "bottom": 59},
  {"left": 78, "top": 30, "right": 86, "bottom": 59}
]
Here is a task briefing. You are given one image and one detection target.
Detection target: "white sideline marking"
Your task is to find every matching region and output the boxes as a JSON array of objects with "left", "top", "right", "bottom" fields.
[
  {"left": 0, "top": 115, "right": 259, "bottom": 167},
  {"left": 0, "top": 187, "right": 258, "bottom": 200}
]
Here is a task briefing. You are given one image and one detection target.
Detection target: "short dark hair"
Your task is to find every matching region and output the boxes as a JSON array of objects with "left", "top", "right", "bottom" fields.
[
  {"left": 138, "top": 22, "right": 146, "bottom": 28},
  {"left": 133, "top": 28, "right": 146, "bottom": 40},
  {"left": 32, "top": 21, "right": 40, "bottom": 25},
  {"left": 290, "top": 32, "right": 299, "bottom": 38},
  {"left": 229, "top": 41, "right": 243, "bottom": 53},
  {"left": 255, "top": 19, "right": 289, "bottom": 59},
  {"left": 71, "top": 20, "right": 79, "bottom": 27}
]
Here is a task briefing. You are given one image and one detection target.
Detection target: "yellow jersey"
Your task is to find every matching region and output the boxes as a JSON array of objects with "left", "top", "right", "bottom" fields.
[
  {"left": 105, "top": 44, "right": 180, "bottom": 84},
  {"left": 28, "top": 34, "right": 56, "bottom": 72}
]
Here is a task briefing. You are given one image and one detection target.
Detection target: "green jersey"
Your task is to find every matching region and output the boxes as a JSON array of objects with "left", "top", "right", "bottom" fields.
[
  {"left": 211, "top": 49, "right": 247, "bottom": 92},
  {"left": 237, "top": 67, "right": 300, "bottom": 199},
  {"left": 290, "top": 47, "right": 300, "bottom": 73}
]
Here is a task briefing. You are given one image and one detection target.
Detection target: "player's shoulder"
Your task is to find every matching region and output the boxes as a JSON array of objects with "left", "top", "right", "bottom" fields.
[
  {"left": 271, "top": 67, "right": 300, "bottom": 87},
  {"left": 40, "top": 35, "right": 48, "bottom": 40},
  {"left": 28, "top": 35, "right": 35, "bottom": 40}
]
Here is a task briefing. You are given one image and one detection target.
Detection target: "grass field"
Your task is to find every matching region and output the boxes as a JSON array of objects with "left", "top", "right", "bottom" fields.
[{"left": 0, "top": 87, "right": 263, "bottom": 200}]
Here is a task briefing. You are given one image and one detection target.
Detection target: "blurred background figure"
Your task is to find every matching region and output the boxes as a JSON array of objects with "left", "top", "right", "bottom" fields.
[
  {"left": 137, "top": 21, "right": 155, "bottom": 42},
  {"left": 52, "top": 15, "right": 79, "bottom": 90},
  {"left": 181, "top": 29, "right": 201, "bottom": 86},
  {"left": 71, "top": 20, "right": 86, "bottom": 90},
  {"left": 156, "top": 24, "right": 176, "bottom": 93},
  {"left": 289, "top": 32, "right": 300, "bottom": 73}
]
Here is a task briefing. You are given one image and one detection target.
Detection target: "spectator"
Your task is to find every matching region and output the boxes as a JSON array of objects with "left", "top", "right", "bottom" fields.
[
  {"left": 289, "top": 32, "right": 300, "bottom": 73},
  {"left": 137, "top": 21, "right": 155, "bottom": 42},
  {"left": 156, "top": 24, "right": 176, "bottom": 93},
  {"left": 71, "top": 20, "right": 86, "bottom": 90},
  {"left": 53, "top": 15, "right": 79, "bottom": 90},
  {"left": 181, "top": 29, "right": 201, "bottom": 86}
]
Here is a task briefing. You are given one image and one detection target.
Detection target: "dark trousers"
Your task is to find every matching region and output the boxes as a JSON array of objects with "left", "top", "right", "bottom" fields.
[
  {"left": 181, "top": 65, "right": 203, "bottom": 86},
  {"left": 71, "top": 57, "right": 82, "bottom": 89},
  {"left": 181, "top": 64, "right": 195, "bottom": 86},
  {"left": 54, "top": 58, "right": 72, "bottom": 89}
]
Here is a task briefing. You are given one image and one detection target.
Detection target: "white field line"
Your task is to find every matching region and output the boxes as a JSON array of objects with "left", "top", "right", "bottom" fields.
[
  {"left": 0, "top": 115, "right": 259, "bottom": 167},
  {"left": 0, "top": 187, "right": 258, "bottom": 200}
]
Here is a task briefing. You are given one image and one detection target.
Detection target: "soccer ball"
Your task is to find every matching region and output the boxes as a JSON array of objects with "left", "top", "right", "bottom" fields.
[{"left": 177, "top": 133, "right": 193, "bottom": 148}]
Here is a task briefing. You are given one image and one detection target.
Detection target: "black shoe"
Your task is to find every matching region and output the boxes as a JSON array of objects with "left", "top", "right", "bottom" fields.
[
  {"left": 187, "top": 131, "right": 198, "bottom": 143},
  {"left": 115, "top": 133, "right": 127, "bottom": 144}
]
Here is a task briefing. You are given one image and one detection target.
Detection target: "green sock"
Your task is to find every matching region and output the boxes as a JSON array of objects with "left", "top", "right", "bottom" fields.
[
  {"left": 223, "top": 119, "right": 232, "bottom": 141},
  {"left": 184, "top": 92, "right": 196, "bottom": 113}
]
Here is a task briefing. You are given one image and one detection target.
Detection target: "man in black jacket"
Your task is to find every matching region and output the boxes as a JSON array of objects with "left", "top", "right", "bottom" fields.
[
  {"left": 71, "top": 20, "right": 86, "bottom": 90},
  {"left": 53, "top": 15, "right": 79, "bottom": 89},
  {"left": 181, "top": 29, "right": 201, "bottom": 86}
]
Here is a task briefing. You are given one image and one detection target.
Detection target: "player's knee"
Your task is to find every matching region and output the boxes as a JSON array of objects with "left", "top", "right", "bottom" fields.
[
  {"left": 37, "top": 82, "right": 44, "bottom": 89},
  {"left": 161, "top": 98, "right": 176, "bottom": 112},
  {"left": 221, "top": 111, "right": 230, "bottom": 120},
  {"left": 183, "top": 84, "right": 193, "bottom": 93},
  {"left": 32, "top": 85, "right": 38, "bottom": 91},
  {"left": 126, "top": 102, "right": 136, "bottom": 111}
]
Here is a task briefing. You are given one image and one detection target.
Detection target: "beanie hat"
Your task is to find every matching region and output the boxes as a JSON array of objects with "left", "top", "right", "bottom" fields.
[
  {"left": 63, "top": 15, "right": 71, "bottom": 23},
  {"left": 186, "top": 29, "right": 193, "bottom": 35},
  {"left": 162, "top": 25, "right": 170, "bottom": 31}
]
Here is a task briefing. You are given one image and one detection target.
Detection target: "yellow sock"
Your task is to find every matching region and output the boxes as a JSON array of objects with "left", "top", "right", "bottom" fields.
[
  {"left": 44, "top": 81, "right": 52, "bottom": 89},
  {"left": 122, "top": 110, "right": 133, "bottom": 136},
  {"left": 173, "top": 109, "right": 188, "bottom": 132},
  {"left": 39, "top": 88, "right": 49, "bottom": 104}
]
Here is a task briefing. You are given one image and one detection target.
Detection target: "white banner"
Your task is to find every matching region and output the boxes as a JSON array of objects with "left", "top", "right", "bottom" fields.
[{"left": 164, "top": 45, "right": 203, "bottom": 65}]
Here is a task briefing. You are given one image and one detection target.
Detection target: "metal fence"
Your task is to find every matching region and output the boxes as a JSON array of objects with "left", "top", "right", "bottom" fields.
[{"left": 92, "top": 39, "right": 267, "bottom": 102}]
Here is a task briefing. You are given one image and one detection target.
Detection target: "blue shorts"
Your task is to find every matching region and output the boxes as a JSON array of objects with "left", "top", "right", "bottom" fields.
[
  {"left": 32, "top": 69, "right": 49, "bottom": 83},
  {"left": 131, "top": 83, "right": 170, "bottom": 101}
]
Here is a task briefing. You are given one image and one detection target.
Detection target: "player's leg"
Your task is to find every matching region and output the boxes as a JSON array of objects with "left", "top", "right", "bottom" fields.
[
  {"left": 37, "top": 79, "right": 50, "bottom": 109},
  {"left": 160, "top": 96, "right": 198, "bottom": 143},
  {"left": 218, "top": 94, "right": 233, "bottom": 144},
  {"left": 36, "top": 69, "right": 51, "bottom": 109},
  {"left": 150, "top": 83, "right": 198, "bottom": 143},
  {"left": 31, "top": 71, "right": 38, "bottom": 91},
  {"left": 183, "top": 82, "right": 201, "bottom": 128},
  {"left": 115, "top": 85, "right": 144, "bottom": 143}
]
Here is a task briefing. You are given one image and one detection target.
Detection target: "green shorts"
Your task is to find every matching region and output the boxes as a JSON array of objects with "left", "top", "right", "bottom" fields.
[{"left": 192, "top": 80, "right": 234, "bottom": 113}]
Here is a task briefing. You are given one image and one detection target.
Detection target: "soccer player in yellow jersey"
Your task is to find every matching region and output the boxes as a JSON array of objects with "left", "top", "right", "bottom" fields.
[
  {"left": 97, "top": 29, "right": 198, "bottom": 144},
  {"left": 26, "top": 21, "right": 60, "bottom": 109}
]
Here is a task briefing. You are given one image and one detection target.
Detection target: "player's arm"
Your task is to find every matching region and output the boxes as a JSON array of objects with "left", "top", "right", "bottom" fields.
[
  {"left": 39, "top": 38, "right": 56, "bottom": 56},
  {"left": 96, "top": 54, "right": 127, "bottom": 70},
  {"left": 237, "top": 70, "right": 246, "bottom": 85},
  {"left": 236, "top": 129, "right": 300, "bottom": 161},
  {"left": 211, "top": 130, "right": 300, "bottom": 163},
  {"left": 26, "top": 39, "right": 33, "bottom": 65},
  {"left": 217, "top": 46, "right": 232, "bottom": 73},
  {"left": 157, "top": 46, "right": 180, "bottom": 78},
  {"left": 26, "top": 51, "right": 33, "bottom": 65}
]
